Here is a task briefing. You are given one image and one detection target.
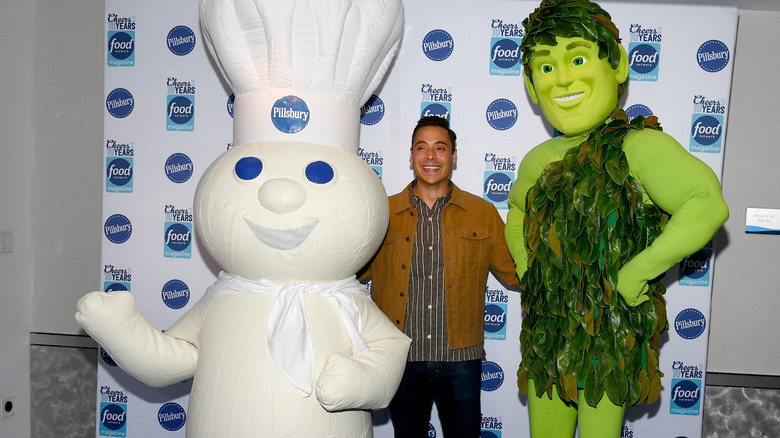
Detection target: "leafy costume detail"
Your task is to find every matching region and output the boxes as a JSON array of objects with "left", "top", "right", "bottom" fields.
[{"left": 517, "top": 107, "right": 670, "bottom": 407}]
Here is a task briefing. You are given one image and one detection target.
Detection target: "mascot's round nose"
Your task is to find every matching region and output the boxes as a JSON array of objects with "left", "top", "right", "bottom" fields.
[{"left": 257, "top": 178, "right": 307, "bottom": 214}]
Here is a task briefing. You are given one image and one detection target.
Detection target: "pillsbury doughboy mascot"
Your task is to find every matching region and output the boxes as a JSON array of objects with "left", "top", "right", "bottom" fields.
[{"left": 76, "top": 0, "right": 410, "bottom": 436}]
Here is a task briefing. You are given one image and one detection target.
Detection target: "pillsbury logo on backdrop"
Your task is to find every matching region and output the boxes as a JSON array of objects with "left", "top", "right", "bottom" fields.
[
  {"left": 106, "top": 140, "right": 134, "bottom": 193},
  {"left": 674, "top": 308, "right": 707, "bottom": 340},
  {"left": 670, "top": 378, "right": 702, "bottom": 416},
  {"left": 158, "top": 402, "right": 186, "bottom": 431},
  {"left": 625, "top": 104, "right": 653, "bottom": 122},
  {"left": 167, "top": 77, "right": 195, "bottom": 132},
  {"left": 621, "top": 425, "right": 634, "bottom": 438},
  {"left": 697, "top": 40, "right": 730, "bottom": 73},
  {"left": 360, "top": 95, "right": 385, "bottom": 126},
  {"left": 106, "top": 88, "right": 134, "bottom": 119},
  {"left": 485, "top": 287, "right": 509, "bottom": 340},
  {"left": 481, "top": 360, "right": 504, "bottom": 391},
  {"left": 428, "top": 423, "right": 437, "bottom": 438},
  {"left": 161, "top": 279, "right": 191, "bottom": 310},
  {"left": 483, "top": 152, "right": 516, "bottom": 210},
  {"left": 422, "top": 29, "right": 454, "bottom": 61},
  {"left": 485, "top": 99, "right": 517, "bottom": 130},
  {"left": 271, "top": 95, "right": 310, "bottom": 134},
  {"left": 103, "top": 264, "right": 131, "bottom": 293},
  {"left": 227, "top": 94, "right": 235, "bottom": 118},
  {"left": 164, "top": 205, "right": 193, "bottom": 259},
  {"left": 628, "top": 24, "right": 662, "bottom": 82},
  {"left": 421, "top": 84, "right": 452, "bottom": 121},
  {"left": 489, "top": 19, "right": 523, "bottom": 76},
  {"left": 679, "top": 241, "right": 712, "bottom": 286},
  {"left": 99, "top": 385, "right": 128, "bottom": 437},
  {"left": 358, "top": 147, "right": 384, "bottom": 179},
  {"left": 165, "top": 153, "right": 194, "bottom": 184},
  {"left": 107, "top": 14, "right": 135, "bottom": 67},
  {"left": 481, "top": 414, "right": 503, "bottom": 437},
  {"left": 690, "top": 95, "right": 726, "bottom": 153},
  {"left": 100, "top": 348, "right": 117, "bottom": 367},
  {"left": 104, "top": 214, "right": 132, "bottom": 244},
  {"left": 166, "top": 25, "right": 196, "bottom": 56}
]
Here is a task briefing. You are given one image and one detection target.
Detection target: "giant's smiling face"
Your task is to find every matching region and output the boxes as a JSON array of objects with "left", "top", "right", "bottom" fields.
[{"left": 194, "top": 141, "right": 389, "bottom": 283}]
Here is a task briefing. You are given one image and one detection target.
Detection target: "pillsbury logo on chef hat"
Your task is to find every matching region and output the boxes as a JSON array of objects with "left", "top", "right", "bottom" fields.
[
  {"left": 422, "top": 29, "right": 454, "bottom": 61},
  {"left": 167, "top": 25, "right": 196, "bottom": 56},
  {"left": 271, "top": 95, "right": 311, "bottom": 134}
]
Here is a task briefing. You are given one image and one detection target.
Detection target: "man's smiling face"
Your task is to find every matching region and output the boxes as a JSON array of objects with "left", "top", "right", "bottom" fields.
[{"left": 526, "top": 36, "right": 624, "bottom": 136}]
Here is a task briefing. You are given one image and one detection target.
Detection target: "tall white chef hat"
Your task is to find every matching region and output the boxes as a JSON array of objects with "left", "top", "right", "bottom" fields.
[{"left": 200, "top": 0, "right": 404, "bottom": 151}]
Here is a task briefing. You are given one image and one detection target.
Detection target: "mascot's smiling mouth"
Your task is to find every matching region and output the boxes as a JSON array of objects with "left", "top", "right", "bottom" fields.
[{"left": 243, "top": 218, "right": 319, "bottom": 250}]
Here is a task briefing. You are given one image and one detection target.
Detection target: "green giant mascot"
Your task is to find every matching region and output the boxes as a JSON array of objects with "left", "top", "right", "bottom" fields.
[{"left": 504, "top": 1, "right": 729, "bottom": 437}]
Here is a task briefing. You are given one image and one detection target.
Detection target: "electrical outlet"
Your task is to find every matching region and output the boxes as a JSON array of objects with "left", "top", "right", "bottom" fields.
[{"left": 1, "top": 394, "right": 15, "bottom": 419}]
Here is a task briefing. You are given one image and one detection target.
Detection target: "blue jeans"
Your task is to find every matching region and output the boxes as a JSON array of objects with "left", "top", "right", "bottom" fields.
[{"left": 389, "top": 360, "right": 482, "bottom": 438}]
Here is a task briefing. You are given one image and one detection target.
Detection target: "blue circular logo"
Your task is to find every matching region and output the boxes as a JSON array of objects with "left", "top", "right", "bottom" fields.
[
  {"left": 481, "top": 361, "right": 504, "bottom": 391},
  {"left": 227, "top": 94, "right": 235, "bottom": 118},
  {"left": 100, "top": 404, "right": 127, "bottom": 430},
  {"left": 107, "top": 158, "right": 132, "bottom": 186},
  {"left": 681, "top": 250, "right": 710, "bottom": 278},
  {"left": 167, "top": 25, "right": 196, "bottom": 56},
  {"left": 625, "top": 104, "right": 653, "bottom": 122},
  {"left": 271, "top": 95, "right": 310, "bottom": 134},
  {"left": 428, "top": 423, "right": 437, "bottom": 438},
  {"left": 165, "top": 223, "right": 192, "bottom": 252},
  {"left": 108, "top": 32, "right": 134, "bottom": 60},
  {"left": 161, "top": 279, "right": 190, "bottom": 310},
  {"left": 484, "top": 304, "right": 506, "bottom": 333},
  {"left": 104, "top": 283, "right": 128, "bottom": 292},
  {"left": 158, "top": 402, "right": 186, "bottom": 431},
  {"left": 168, "top": 95, "right": 194, "bottom": 125},
  {"left": 628, "top": 44, "right": 659, "bottom": 74},
  {"left": 697, "top": 40, "right": 730, "bottom": 73},
  {"left": 100, "top": 348, "right": 117, "bottom": 367},
  {"left": 104, "top": 214, "right": 132, "bottom": 244},
  {"left": 485, "top": 99, "right": 517, "bottom": 130},
  {"left": 491, "top": 38, "right": 520, "bottom": 68},
  {"left": 422, "top": 29, "right": 454, "bottom": 61},
  {"left": 106, "top": 88, "right": 134, "bottom": 119},
  {"left": 675, "top": 308, "right": 707, "bottom": 340},
  {"left": 671, "top": 380, "right": 700, "bottom": 408},
  {"left": 484, "top": 173, "right": 512, "bottom": 202},
  {"left": 482, "top": 431, "right": 500, "bottom": 438},
  {"left": 165, "top": 153, "right": 194, "bottom": 184},
  {"left": 421, "top": 103, "right": 450, "bottom": 121},
  {"left": 360, "top": 95, "right": 385, "bottom": 126},
  {"left": 691, "top": 115, "right": 722, "bottom": 146}
]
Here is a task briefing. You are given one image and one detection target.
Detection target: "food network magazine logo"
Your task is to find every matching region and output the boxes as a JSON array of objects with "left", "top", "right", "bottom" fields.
[
  {"left": 679, "top": 241, "right": 712, "bottom": 286},
  {"left": 106, "top": 140, "right": 134, "bottom": 193},
  {"left": 697, "top": 40, "right": 730, "bottom": 73},
  {"left": 360, "top": 94, "right": 385, "bottom": 126},
  {"left": 106, "top": 88, "right": 134, "bottom": 119},
  {"left": 358, "top": 147, "right": 384, "bottom": 179},
  {"left": 420, "top": 83, "right": 452, "bottom": 121},
  {"left": 167, "top": 77, "right": 195, "bottom": 132},
  {"left": 485, "top": 99, "right": 518, "bottom": 131},
  {"left": 481, "top": 414, "right": 503, "bottom": 437},
  {"left": 690, "top": 95, "right": 726, "bottom": 153},
  {"left": 167, "top": 25, "right": 196, "bottom": 56},
  {"left": 99, "top": 386, "right": 128, "bottom": 437},
  {"left": 483, "top": 153, "right": 515, "bottom": 210},
  {"left": 625, "top": 104, "right": 653, "bottom": 122},
  {"left": 422, "top": 29, "right": 454, "bottom": 61},
  {"left": 481, "top": 361, "right": 504, "bottom": 391},
  {"left": 489, "top": 19, "right": 523, "bottom": 76},
  {"left": 107, "top": 14, "right": 135, "bottom": 67},
  {"left": 104, "top": 214, "right": 132, "bottom": 244},
  {"left": 165, "top": 153, "right": 194, "bottom": 184},
  {"left": 158, "top": 402, "right": 186, "bottom": 431},
  {"left": 271, "top": 95, "right": 310, "bottom": 134},
  {"left": 628, "top": 24, "right": 662, "bottom": 82},
  {"left": 164, "top": 205, "right": 193, "bottom": 259},
  {"left": 161, "top": 279, "right": 191, "bottom": 310},
  {"left": 485, "top": 287, "right": 509, "bottom": 340},
  {"left": 675, "top": 308, "right": 707, "bottom": 340},
  {"left": 670, "top": 378, "right": 702, "bottom": 416},
  {"left": 104, "top": 264, "right": 131, "bottom": 293}
]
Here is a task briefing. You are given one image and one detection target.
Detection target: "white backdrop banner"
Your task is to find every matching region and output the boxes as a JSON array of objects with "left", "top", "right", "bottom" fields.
[{"left": 98, "top": 1, "right": 736, "bottom": 437}]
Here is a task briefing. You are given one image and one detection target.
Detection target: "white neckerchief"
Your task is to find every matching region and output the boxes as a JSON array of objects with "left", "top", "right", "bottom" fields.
[{"left": 205, "top": 271, "right": 370, "bottom": 396}]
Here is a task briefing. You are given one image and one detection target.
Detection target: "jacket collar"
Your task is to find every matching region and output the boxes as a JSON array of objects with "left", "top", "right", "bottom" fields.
[{"left": 394, "top": 180, "right": 468, "bottom": 214}]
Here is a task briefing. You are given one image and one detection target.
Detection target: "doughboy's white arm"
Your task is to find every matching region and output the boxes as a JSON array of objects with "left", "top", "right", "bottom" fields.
[
  {"left": 75, "top": 290, "right": 198, "bottom": 388},
  {"left": 315, "top": 295, "right": 410, "bottom": 411}
]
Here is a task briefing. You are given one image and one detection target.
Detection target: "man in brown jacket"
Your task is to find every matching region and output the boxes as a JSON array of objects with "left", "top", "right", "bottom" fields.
[{"left": 360, "top": 116, "right": 520, "bottom": 438}]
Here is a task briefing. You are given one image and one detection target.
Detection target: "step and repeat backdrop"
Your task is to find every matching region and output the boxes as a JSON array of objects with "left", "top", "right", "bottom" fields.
[{"left": 98, "top": 1, "right": 736, "bottom": 437}]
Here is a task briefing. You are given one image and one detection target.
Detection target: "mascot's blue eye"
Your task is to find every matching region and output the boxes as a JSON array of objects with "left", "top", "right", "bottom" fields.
[
  {"left": 305, "top": 161, "right": 334, "bottom": 184},
  {"left": 235, "top": 157, "right": 263, "bottom": 180}
]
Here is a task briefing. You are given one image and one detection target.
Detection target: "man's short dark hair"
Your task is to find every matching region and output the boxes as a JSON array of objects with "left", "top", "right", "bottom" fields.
[{"left": 411, "top": 116, "right": 457, "bottom": 150}]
